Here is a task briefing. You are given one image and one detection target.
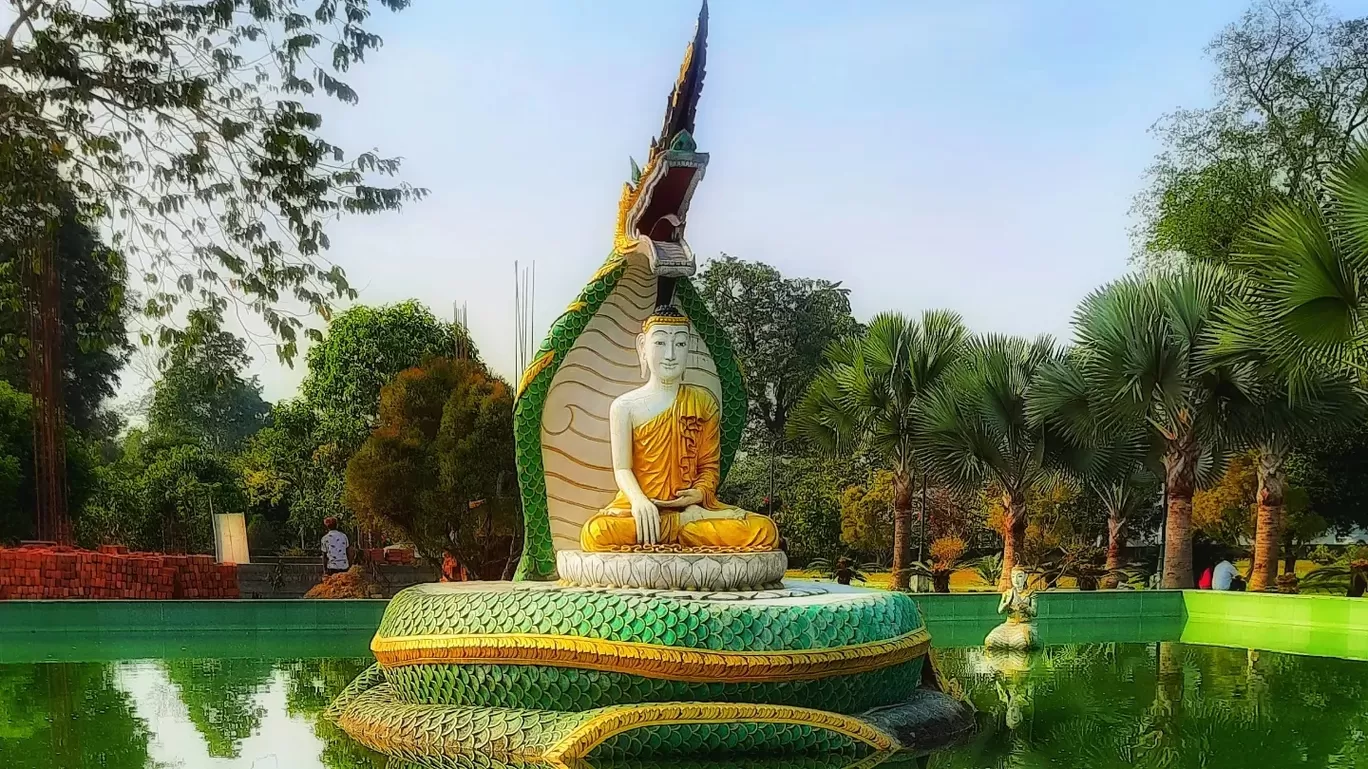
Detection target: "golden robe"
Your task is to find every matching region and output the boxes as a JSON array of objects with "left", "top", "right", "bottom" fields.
[{"left": 580, "top": 384, "right": 779, "bottom": 551}]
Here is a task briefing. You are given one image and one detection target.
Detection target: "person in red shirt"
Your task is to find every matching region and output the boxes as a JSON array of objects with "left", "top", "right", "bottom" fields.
[{"left": 1198, "top": 564, "right": 1214, "bottom": 589}]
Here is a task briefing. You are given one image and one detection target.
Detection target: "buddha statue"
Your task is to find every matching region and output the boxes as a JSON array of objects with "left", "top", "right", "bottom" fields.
[
  {"left": 985, "top": 566, "right": 1039, "bottom": 650},
  {"left": 579, "top": 305, "right": 780, "bottom": 552}
]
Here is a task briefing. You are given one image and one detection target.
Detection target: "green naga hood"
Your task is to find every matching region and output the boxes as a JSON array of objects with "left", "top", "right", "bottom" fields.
[{"left": 512, "top": 1, "right": 746, "bottom": 580}]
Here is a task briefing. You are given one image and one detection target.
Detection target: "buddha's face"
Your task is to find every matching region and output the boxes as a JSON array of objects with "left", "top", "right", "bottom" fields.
[
  {"left": 1011, "top": 568, "right": 1027, "bottom": 591},
  {"left": 638, "top": 324, "right": 690, "bottom": 382}
]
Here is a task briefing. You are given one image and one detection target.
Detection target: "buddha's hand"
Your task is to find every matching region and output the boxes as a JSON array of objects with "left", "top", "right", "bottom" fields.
[
  {"left": 630, "top": 497, "right": 661, "bottom": 545},
  {"left": 654, "top": 488, "right": 705, "bottom": 509}
]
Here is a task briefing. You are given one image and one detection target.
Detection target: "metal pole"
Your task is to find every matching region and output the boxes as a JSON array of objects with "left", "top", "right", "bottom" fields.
[
  {"left": 1156, "top": 476, "right": 1168, "bottom": 585},
  {"left": 768, "top": 433, "right": 777, "bottom": 516},
  {"left": 919, "top": 472, "right": 927, "bottom": 563}
]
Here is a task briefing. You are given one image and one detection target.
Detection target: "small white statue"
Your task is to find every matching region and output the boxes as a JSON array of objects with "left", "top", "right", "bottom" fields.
[{"left": 985, "top": 566, "right": 1039, "bottom": 650}]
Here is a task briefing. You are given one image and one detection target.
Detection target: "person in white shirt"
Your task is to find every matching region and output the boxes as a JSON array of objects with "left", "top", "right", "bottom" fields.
[
  {"left": 321, "top": 517, "right": 351, "bottom": 575},
  {"left": 1212, "top": 558, "right": 1239, "bottom": 591}
]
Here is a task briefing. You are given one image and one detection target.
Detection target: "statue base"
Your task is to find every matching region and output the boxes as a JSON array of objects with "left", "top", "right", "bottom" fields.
[
  {"left": 984, "top": 620, "right": 1038, "bottom": 651},
  {"left": 556, "top": 548, "right": 787, "bottom": 591},
  {"left": 328, "top": 579, "right": 974, "bottom": 760}
]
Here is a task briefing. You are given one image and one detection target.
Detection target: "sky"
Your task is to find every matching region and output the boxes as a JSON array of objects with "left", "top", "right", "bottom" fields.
[{"left": 97, "top": 0, "right": 1359, "bottom": 406}]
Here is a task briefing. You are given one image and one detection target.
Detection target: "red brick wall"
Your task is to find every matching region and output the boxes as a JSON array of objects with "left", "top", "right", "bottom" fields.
[{"left": 0, "top": 545, "right": 239, "bottom": 599}]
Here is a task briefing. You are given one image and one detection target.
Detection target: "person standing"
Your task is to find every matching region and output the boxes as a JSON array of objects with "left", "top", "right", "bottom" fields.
[{"left": 321, "top": 517, "right": 350, "bottom": 575}]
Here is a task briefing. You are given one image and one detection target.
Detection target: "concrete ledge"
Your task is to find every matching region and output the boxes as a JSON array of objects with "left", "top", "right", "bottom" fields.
[
  {"left": 1180, "top": 590, "right": 1368, "bottom": 661},
  {"left": 911, "top": 591, "right": 1187, "bottom": 647},
  {"left": 0, "top": 598, "right": 389, "bottom": 634}
]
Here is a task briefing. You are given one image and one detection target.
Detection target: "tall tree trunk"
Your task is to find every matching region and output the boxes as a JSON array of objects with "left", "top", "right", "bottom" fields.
[
  {"left": 890, "top": 469, "right": 915, "bottom": 591},
  {"left": 25, "top": 229, "right": 70, "bottom": 543},
  {"left": 1161, "top": 436, "right": 1198, "bottom": 589},
  {"left": 1101, "top": 512, "right": 1126, "bottom": 589},
  {"left": 998, "top": 489, "right": 1027, "bottom": 591},
  {"left": 1249, "top": 441, "right": 1288, "bottom": 592}
]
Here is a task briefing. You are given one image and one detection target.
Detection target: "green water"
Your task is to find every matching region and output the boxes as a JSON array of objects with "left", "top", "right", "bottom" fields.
[{"left": 1, "top": 635, "right": 1366, "bottom": 768}]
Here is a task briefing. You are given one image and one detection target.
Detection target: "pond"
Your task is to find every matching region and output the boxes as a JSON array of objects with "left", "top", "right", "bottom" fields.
[{"left": 1, "top": 635, "right": 1366, "bottom": 768}]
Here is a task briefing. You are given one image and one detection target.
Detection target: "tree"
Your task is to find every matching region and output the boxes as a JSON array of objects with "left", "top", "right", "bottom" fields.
[
  {"left": 147, "top": 311, "right": 269, "bottom": 452},
  {"left": 917, "top": 334, "right": 1061, "bottom": 589},
  {"left": 1032, "top": 355, "right": 1162, "bottom": 587},
  {"left": 1064, "top": 265, "right": 1258, "bottom": 588},
  {"left": 839, "top": 470, "right": 896, "bottom": 559},
  {"left": 718, "top": 452, "right": 863, "bottom": 563},
  {"left": 0, "top": 380, "right": 95, "bottom": 544},
  {"left": 81, "top": 429, "right": 246, "bottom": 552},
  {"left": 694, "top": 256, "right": 860, "bottom": 445},
  {"left": 0, "top": 0, "right": 423, "bottom": 359},
  {"left": 236, "top": 398, "right": 340, "bottom": 550},
  {"left": 302, "top": 301, "right": 476, "bottom": 453},
  {"left": 1205, "top": 143, "right": 1368, "bottom": 589},
  {"left": 1288, "top": 422, "right": 1368, "bottom": 535},
  {"left": 1195, "top": 448, "right": 1329, "bottom": 576},
  {"left": 1194, "top": 451, "right": 1261, "bottom": 546},
  {"left": 0, "top": 205, "right": 131, "bottom": 432},
  {"left": 790, "top": 310, "right": 967, "bottom": 590},
  {"left": 1137, "top": 0, "right": 1368, "bottom": 266},
  {"left": 344, "top": 357, "right": 519, "bottom": 572}
]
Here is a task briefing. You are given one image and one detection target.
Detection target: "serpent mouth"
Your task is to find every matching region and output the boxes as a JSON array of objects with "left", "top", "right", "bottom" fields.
[{"left": 621, "top": 136, "right": 708, "bottom": 278}]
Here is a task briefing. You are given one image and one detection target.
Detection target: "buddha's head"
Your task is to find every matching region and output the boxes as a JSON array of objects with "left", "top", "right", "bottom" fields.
[
  {"left": 1010, "top": 566, "right": 1028, "bottom": 592},
  {"left": 637, "top": 304, "right": 691, "bottom": 383}
]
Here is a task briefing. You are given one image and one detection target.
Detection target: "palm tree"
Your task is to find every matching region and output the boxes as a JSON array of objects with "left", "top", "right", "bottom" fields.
[
  {"left": 789, "top": 310, "right": 967, "bottom": 590},
  {"left": 1031, "top": 353, "right": 1160, "bottom": 588},
  {"left": 1205, "top": 149, "right": 1368, "bottom": 591},
  {"left": 1066, "top": 264, "right": 1258, "bottom": 588},
  {"left": 916, "top": 334, "right": 1061, "bottom": 589}
]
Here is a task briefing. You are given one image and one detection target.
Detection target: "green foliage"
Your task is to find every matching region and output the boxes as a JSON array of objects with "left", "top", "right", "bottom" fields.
[
  {"left": 0, "top": 382, "right": 32, "bottom": 541},
  {"left": 0, "top": 664, "right": 150, "bottom": 769},
  {"left": 791, "top": 310, "right": 968, "bottom": 587},
  {"left": 918, "top": 334, "right": 1060, "bottom": 498},
  {"left": 694, "top": 255, "right": 860, "bottom": 445},
  {"left": 162, "top": 659, "right": 274, "bottom": 759},
  {"left": 1290, "top": 423, "right": 1368, "bottom": 535},
  {"left": 1050, "top": 264, "right": 1260, "bottom": 586},
  {"left": 1193, "top": 451, "right": 1259, "bottom": 546},
  {"left": 0, "top": 204, "right": 132, "bottom": 431},
  {"left": 971, "top": 553, "right": 1003, "bottom": 589},
  {"left": 236, "top": 398, "right": 345, "bottom": 548},
  {"left": 838, "top": 469, "right": 896, "bottom": 559},
  {"left": 147, "top": 311, "right": 269, "bottom": 452},
  {"left": 1137, "top": 0, "right": 1368, "bottom": 266},
  {"left": 718, "top": 451, "right": 863, "bottom": 562},
  {"left": 344, "top": 357, "right": 519, "bottom": 567},
  {"left": 1299, "top": 563, "right": 1354, "bottom": 595},
  {"left": 80, "top": 430, "right": 247, "bottom": 553},
  {"left": 303, "top": 301, "right": 477, "bottom": 453},
  {"left": 0, "top": 380, "right": 95, "bottom": 544},
  {"left": 0, "top": 0, "right": 423, "bottom": 358}
]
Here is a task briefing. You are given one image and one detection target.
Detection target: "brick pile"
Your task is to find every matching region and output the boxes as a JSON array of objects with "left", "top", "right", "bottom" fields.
[{"left": 0, "top": 545, "right": 239, "bottom": 599}]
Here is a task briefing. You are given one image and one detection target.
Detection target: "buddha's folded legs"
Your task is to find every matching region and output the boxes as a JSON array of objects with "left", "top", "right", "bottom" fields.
[{"left": 580, "top": 511, "right": 780, "bottom": 551}]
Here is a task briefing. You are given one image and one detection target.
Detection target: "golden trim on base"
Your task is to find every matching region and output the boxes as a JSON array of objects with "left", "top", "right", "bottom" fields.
[
  {"left": 544, "top": 702, "right": 898, "bottom": 760},
  {"left": 599, "top": 543, "right": 778, "bottom": 554},
  {"left": 372, "top": 628, "right": 931, "bottom": 683}
]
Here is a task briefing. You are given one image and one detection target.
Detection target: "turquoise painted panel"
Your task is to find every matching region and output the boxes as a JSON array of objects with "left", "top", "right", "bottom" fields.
[{"left": 0, "top": 599, "right": 389, "bottom": 634}]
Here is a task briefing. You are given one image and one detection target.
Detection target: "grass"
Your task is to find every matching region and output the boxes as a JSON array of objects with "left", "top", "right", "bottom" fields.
[
  {"left": 786, "top": 568, "right": 999, "bottom": 592},
  {"left": 788, "top": 559, "right": 1324, "bottom": 592}
]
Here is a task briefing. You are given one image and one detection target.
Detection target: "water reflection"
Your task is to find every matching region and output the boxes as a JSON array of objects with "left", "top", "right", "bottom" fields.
[
  {"left": 0, "top": 645, "right": 1365, "bottom": 768},
  {"left": 930, "top": 642, "right": 1368, "bottom": 768},
  {"left": 0, "top": 663, "right": 149, "bottom": 769}
]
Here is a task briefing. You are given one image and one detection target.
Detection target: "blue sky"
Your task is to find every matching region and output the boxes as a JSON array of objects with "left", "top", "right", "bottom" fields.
[{"left": 141, "top": 0, "right": 1359, "bottom": 402}]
